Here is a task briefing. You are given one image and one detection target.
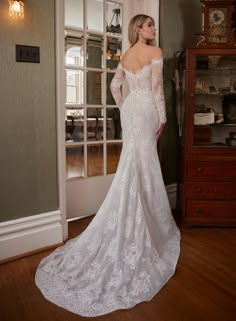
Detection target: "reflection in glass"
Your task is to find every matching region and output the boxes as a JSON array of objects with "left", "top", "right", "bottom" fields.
[
  {"left": 66, "top": 70, "right": 84, "bottom": 104},
  {"left": 66, "top": 146, "right": 84, "bottom": 179},
  {"left": 65, "top": 0, "right": 83, "bottom": 29},
  {"left": 87, "top": 71, "right": 102, "bottom": 105},
  {"left": 107, "top": 37, "right": 122, "bottom": 70},
  {"left": 87, "top": 0, "right": 103, "bottom": 32},
  {"left": 88, "top": 144, "right": 104, "bottom": 177},
  {"left": 65, "top": 35, "right": 84, "bottom": 67},
  {"left": 106, "top": 1, "right": 122, "bottom": 34},
  {"left": 194, "top": 125, "right": 236, "bottom": 146},
  {"left": 107, "top": 143, "right": 122, "bottom": 174},
  {"left": 87, "top": 34, "right": 103, "bottom": 68},
  {"left": 65, "top": 108, "right": 84, "bottom": 142},
  {"left": 87, "top": 108, "right": 103, "bottom": 141},
  {"left": 107, "top": 108, "right": 122, "bottom": 140}
]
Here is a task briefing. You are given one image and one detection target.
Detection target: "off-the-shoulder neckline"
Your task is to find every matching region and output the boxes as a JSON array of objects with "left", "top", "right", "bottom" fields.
[{"left": 119, "top": 57, "right": 163, "bottom": 75}]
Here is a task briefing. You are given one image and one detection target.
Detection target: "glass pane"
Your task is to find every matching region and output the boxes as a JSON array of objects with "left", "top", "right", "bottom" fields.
[
  {"left": 87, "top": 108, "right": 103, "bottom": 141},
  {"left": 66, "top": 70, "right": 84, "bottom": 104},
  {"left": 107, "top": 73, "right": 117, "bottom": 105},
  {"left": 66, "top": 108, "right": 84, "bottom": 142},
  {"left": 66, "top": 146, "right": 84, "bottom": 179},
  {"left": 87, "top": 34, "right": 103, "bottom": 68},
  {"left": 87, "top": 0, "right": 103, "bottom": 32},
  {"left": 87, "top": 71, "right": 102, "bottom": 105},
  {"left": 87, "top": 144, "right": 104, "bottom": 177},
  {"left": 194, "top": 54, "right": 236, "bottom": 147},
  {"left": 65, "top": 0, "right": 83, "bottom": 29},
  {"left": 107, "top": 143, "right": 122, "bottom": 174},
  {"left": 107, "top": 108, "right": 122, "bottom": 140},
  {"left": 106, "top": 1, "right": 122, "bottom": 34},
  {"left": 106, "top": 37, "right": 122, "bottom": 70},
  {"left": 65, "top": 35, "right": 84, "bottom": 67}
]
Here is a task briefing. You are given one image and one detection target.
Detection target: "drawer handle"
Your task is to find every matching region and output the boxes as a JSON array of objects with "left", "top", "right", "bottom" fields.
[
  {"left": 196, "top": 187, "right": 202, "bottom": 193},
  {"left": 197, "top": 167, "right": 203, "bottom": 173},
  {"left": 195, "top": 208, "right": 202, "bottom": 213}
]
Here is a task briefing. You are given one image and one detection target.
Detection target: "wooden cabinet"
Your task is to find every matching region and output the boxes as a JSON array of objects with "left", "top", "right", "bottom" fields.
[{"left": 178, "top": 47, "right": 236, "bottom": 227}]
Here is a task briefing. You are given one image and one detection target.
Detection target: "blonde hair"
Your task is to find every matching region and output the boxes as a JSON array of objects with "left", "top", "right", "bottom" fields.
[{"left": 128, "top": 14, "right": 156, "bottom": 47}]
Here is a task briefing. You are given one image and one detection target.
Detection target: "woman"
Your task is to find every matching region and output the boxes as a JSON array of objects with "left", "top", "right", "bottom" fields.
[{"left": 35, "top": 14, "right": 181, "bottom": 317}]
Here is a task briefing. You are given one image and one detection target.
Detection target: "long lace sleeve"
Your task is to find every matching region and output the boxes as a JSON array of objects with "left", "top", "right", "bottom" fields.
[
  {"left": 110, "top": 64, "right": 125, "bottom": 109},
  {"left": 151, "top": 58, "right": 167, "bottom": 124}
]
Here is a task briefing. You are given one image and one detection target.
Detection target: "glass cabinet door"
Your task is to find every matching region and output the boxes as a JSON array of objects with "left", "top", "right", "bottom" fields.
[{"left": 193, "top": 53, "right": 236, "bottom": 148}]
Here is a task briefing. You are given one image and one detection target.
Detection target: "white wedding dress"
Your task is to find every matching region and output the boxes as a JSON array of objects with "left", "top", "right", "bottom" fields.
[{"left": 35, "top": 57, "right": 181, "bottom": 317}]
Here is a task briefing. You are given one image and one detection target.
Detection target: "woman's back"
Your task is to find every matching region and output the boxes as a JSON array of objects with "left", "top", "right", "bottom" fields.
[{"left": 121, "top": 44, "right": 162, "bottom": 74}]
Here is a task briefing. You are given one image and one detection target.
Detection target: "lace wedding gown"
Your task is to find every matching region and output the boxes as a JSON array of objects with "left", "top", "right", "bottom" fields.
[{"left": 35, "top": 57, "right": 181, "bottom": 317}]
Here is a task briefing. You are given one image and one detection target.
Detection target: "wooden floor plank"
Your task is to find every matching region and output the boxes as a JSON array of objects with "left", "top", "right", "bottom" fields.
[{"left": 0, "top": 216, "right": 236, "bottom": 321}]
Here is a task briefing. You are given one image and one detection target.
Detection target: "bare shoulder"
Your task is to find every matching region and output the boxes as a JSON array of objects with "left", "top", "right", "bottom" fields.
[
  {"left": 120, "top": 49, "right": 130, "bottom": 65},
  {"left": 149, "top": 46, "right": 163, "bottom": 60}
]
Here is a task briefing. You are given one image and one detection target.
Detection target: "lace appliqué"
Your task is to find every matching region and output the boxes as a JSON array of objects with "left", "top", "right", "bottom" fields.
[{"left": 152, "top": 58, "right": 167, "bottom": 124}]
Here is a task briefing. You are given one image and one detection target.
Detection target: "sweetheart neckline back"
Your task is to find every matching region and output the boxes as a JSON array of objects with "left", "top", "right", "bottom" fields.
[{"left": 120, "top": 57, "right": 163, "bottom": 76}]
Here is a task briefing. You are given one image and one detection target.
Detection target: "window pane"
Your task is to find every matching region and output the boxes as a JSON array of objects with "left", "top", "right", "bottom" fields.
[
  {"left": 66, "top": 108, "right": 84, "bottom": 142},
  {"left": 87, "top": 108, "right": 103, "bottom": 141},
  {"left": 88, "top": 144, "right": 104, "bottom": 177},
  {"left": 107, "top": 108, "right": 122, "bottom": 140},
  {"left": 65, "top": 0, "right": 83, "bottom": 29},
  {"left": 107, "top": 143, "right": 122, "bottom": 174},
  {"left": 66, "top": 70, "right": 84, "bottom": 104},
  {"left": 106, "top": 37, "right": 122, "bottom": 70},
  {"left": 66, "top": 146, "right": 84, "bottom": 179},
  {"left": 106, "top": 1, "right": 122, "bottom": 34},
  {"left": 65, "top": 35, "right": 84, "bottom": 67},
  {"left": 87, "top": 71, "right": 102, "bottom": 105},
  {"left": 87, "top": 34, "right": 103, "bottom": 69},
  {"left": 87, "top": 0, "right": 103, "bottom": 32}
]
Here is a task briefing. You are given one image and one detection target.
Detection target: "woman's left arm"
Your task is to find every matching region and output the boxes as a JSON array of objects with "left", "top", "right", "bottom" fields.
[{"left": 151, "top": 57, "right": 167, "bottom": 140}]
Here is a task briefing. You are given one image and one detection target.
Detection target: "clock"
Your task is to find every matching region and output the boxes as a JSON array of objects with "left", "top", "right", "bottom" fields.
[
  {"left": 200, "top": 0, "right": 236, "bottom": 46},
  {"left": 209, "top": 9, "right": 225, "bottom": 25}
]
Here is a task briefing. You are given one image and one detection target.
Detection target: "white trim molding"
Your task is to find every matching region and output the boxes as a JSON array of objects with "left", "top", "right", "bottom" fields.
[
  {"left": 0, "top": 211, "right": 63, "bottom": 261},
  {"left": 56, "top": 0, "right": 68, "bottom": 240},
  {"left": 166, "top": 183, "right": 177, "bottom": 210}
]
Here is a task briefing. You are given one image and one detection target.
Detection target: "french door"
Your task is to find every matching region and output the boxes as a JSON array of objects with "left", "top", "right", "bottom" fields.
[{"left": 64, "top": 0, "right": 124, "bottom": 219}]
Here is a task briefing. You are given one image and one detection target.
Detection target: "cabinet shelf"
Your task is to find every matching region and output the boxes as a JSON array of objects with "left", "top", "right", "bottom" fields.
[
  {"left": 194, "top": 124, "right": 236, "bottom": 127},
  {"left": 178, "top": 47, "right": 236, "bottom": 228},
  {"left": 195, "top": 92, "right": 236, "bottom": 96}
]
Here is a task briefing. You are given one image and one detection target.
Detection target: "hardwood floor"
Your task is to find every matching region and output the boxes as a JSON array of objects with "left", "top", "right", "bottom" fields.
[{"left": 0, "top": 215, "right": 236, "bottom": 321}]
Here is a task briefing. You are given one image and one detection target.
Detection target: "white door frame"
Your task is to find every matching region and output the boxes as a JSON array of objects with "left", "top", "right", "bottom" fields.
[{"left": 55, "top": 0, "right": 68, "bottom": 241}]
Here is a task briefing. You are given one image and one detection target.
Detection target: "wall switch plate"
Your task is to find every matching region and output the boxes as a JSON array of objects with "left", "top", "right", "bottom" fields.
[{"left": 16, "top": 45, "right": 40, "bottom": 63}]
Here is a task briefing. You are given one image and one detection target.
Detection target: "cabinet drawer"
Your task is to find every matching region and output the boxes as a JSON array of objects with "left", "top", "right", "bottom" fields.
[
  {"left": 186, "top": 201, "right": 236, "bottom": 217},
  {"left": 187, "top": 161, "right": 236, "bottom": 178},
  {"left": 185, "top": 182, "right": 236, "bottom": 199}
]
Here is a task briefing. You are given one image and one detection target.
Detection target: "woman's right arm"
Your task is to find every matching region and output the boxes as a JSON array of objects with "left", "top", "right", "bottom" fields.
[{"left": 110, "top": 64, "right": 125, "bottom": 109}]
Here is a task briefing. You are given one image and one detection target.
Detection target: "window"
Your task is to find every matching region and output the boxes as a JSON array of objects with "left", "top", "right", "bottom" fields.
[{"left": 65, "top": 0, "right": 123, "bottom": 179}]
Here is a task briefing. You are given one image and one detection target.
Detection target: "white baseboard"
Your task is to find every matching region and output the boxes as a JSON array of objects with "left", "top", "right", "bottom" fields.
[
  {"left": 166, "top": 183, "right": 177, "bottom": 210},
  {"left": 0, "top": 210, "right": 63, "bottom": 261}
]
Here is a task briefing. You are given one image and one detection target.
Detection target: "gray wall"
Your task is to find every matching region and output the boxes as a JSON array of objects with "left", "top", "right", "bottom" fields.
[
  {"left": 0, "top": 0, "right": 58, "bottom": 222},
  {"left": 159, "top": 0, "right": 202, "bottom": 185}
]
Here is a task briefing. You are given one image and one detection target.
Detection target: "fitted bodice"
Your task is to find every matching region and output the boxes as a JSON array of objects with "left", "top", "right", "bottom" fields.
[
  {"left": 111, "top": 57, "right": 167, "bottom": 124},
  {"left": 122, "top": 64, "right": 153, "bottom": 92}
]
